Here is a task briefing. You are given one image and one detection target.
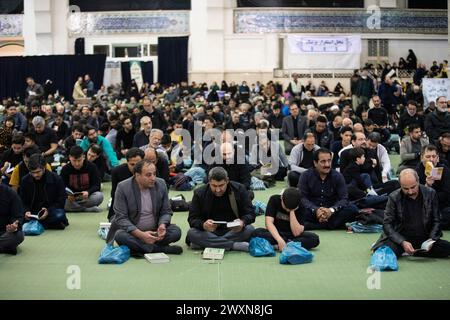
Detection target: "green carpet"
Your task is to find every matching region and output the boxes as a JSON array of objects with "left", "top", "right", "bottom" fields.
[{"left": 1, "top": 155, "right": 450, "bottom": 300}]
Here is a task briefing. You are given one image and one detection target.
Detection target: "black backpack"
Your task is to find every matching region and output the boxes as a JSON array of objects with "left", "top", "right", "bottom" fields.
[{"left": 170, "top": 194, "right": 190, "bottom": 212}]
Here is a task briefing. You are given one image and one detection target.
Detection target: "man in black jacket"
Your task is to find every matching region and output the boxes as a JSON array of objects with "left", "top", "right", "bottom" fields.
[
  {"left": 20, "top": 154, "right": 68, "bottom": 230},
  {"left": 186, "top": 167, "right": 256, "bottom": 251},
  {"left": 425, "top": 96, "right": 450, "bottom": 142},
  {"left": 0, "top": 184, "right": 24, "bottom": 255},
  {"left": 372, "top": 169, "right": 450, "bottom": 258},
  {"left": 60, "top": 146, "right": 103, "bottom": 212},
  {"left": 206, "top": 142, "right": 251, "bottom": 190},
  {"left": 108, "top": 148, "right": 144, "bottom": 220}
]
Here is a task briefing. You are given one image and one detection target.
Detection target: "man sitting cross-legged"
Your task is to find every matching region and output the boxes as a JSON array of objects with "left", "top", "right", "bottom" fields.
[
  {"left": 106, "top": 159, "right": 182, "bottom": 256},
  {"left": 252, "top": 187, "right": 320, "bottom": 252}
]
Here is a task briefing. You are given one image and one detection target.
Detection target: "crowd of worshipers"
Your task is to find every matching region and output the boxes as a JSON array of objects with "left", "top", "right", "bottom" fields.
[{"left": 1, "top": 63, "right": 450, "bottom": 259}]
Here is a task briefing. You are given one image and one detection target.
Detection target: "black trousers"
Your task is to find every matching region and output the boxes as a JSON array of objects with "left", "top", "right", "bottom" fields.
[
  {"left": 304, "top": 204, "right": 359, "bottom": 230},
  {"left": 382, "top": 238, "right": 450, "bottom": 258},
  {"left": 288, "top": 171, "right": 301, "bottom": 188},
  {"left": 0, "top": 231, "right": 24, "bottom": 252},
  {"left": 114, "top": 224, "right": 181, "bottom": 255},
  {"left": 252, "top": 228, "right": 320, "bottom": 250}
]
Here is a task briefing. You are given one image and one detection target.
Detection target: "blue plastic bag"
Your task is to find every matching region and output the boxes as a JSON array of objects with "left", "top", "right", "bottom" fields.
[
  {"left": 98, "top": 244, "right": 130, "bottom": 264},
  {"left": 249, "top": 237, "right": 276, "bottom": 257},
  {"left": 370, "top": 246, "right": 398, "bottom": 271},
  {"left": 279, "top": 242, "right": 314, "bottom": 265},
  {"left": 346, "top": 222, "right": 383, "bottom": 233},
  {"left": 22, "top": 220, "right": 45, "bottom": 236}
]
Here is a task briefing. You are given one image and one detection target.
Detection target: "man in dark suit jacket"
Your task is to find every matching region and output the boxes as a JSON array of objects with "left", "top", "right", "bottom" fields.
[
  {"left": 107, "top": 160, "right": 182, "bottom": 256},
  {"left": 281, "top": 103, "right": 305, "bottom": 155}
]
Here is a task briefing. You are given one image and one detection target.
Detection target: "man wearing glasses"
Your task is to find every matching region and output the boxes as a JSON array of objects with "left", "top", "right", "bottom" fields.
[{"left": 425, "top": 96, "right": 450, "bottom": 142}]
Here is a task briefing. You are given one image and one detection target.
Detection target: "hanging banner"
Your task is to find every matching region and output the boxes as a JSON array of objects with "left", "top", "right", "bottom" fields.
[
  {"left": 422, "top": 78, "right": 450, "bottom": 108},
  {"left": 288, "top": 35, "right": 361, "bottom": 54},
  {"left": 284, "top": 35, "right": 361, "bottom": 69},
  {"left": 130, "top": 60, "right": 144, "bottom": 91},
  {"left": 103, "top": 61, "right": 122, "bottom": 87}
]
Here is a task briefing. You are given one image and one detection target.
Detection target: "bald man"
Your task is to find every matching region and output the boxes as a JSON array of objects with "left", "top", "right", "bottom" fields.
[
  {"left": 372, "top": 169, "right": 450, "bottom": 258},
  {"left": 207, "top": 142, "right": 251, "bottom": 190}
]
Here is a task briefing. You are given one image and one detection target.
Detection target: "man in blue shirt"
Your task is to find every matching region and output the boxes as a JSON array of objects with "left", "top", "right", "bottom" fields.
[{"left": 299, "top": 148, "right": 358, "bottom": 230}]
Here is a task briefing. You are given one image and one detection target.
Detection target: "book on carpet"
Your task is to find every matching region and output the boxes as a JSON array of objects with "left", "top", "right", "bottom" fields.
[
  {"left": 415, "top": 239, "right": 436, "bottom": 253},
  {"left": 144, "top": 253, "right": 170, "bottom": 263},
  {"left": 99, "top": 222, "right": 111, "bottom": 228},
  {"left": 202, "top": 248, "right": 225, "bottom": 260}
]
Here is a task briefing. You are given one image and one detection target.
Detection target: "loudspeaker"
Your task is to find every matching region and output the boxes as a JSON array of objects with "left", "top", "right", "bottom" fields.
[{"left": 75, "top": 38, "right": 85, "bottom": 55}]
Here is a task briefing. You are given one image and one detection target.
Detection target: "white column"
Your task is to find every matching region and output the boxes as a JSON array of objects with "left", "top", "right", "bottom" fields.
[
  {"left": 51, "top": 0, "right": 69, "bottom": 54},
  {"left": 23, "top": 0, "right": 37, "bottom": 55}
]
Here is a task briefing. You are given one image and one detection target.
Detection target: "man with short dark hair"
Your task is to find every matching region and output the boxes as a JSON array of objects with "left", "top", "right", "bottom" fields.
[
  {"left": 80, "top": 125, "right": 119, "bottom": 168},
  {"left": 281, "top": 103, "right": 303, "bottom": 155},
  {"left": 60, "top": 146, "right": 103, "bottom": 212},
  {"left": 0, "top": 184, "right": 24, "bottom": 255},
  {"left": 288, "top": 132, "right": 320, "bottom": 187},
  {"left": 252, "top": 187, "right": 320, "bottom": 252},
  {"left": 397, "top": 101, "right": 424, "bottom": 138},
  {"left": 106, "top": 159, "right": 182, "bottom": 256},
  {"left": 108, "top": 148, "right": 145, "bottom": 220},
  {"left": 436, "top": 132, "right": 450, "bottom": 167},
  {"left": 20, "top": 154, "right": 68, "bottom": 230},
  {"left": 63, "top": 124, "right": 84, "bottom": 154},
  {"left": 86, "top": 143, "right": 108, "bottom": 181},
  {"left": 187, "top": 167, "right": 256, "bottom": 251},
  {"left": 299, "top": 149, "right": 358, "bottom": 230},
  {"left": 305, "top": 115, "right": 333, "bottom": 149},
  {"left": 1, "top": 135, "right": 24, "bottom": 184},
  {"left": 372, "top": 169, "right": 450, "bottom": 258},
  {"left": 25, "top": 77, "right": 44, "bottom": 106},
  {"left": 132, "top": 116, "right": 152, "bottom": 148},
  {"left": 115, "top": 117, "right": 135, "bottom": 158},
  {"left": 398, "top": 123, "right": 429, "bottom": 173}
]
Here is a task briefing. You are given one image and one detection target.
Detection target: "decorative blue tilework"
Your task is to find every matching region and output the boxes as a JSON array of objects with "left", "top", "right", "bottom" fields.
[
  {"left": 68, "top": 11, "right": 190, "bottom": 36},
  {"left": 0, "top": 15, "right": 23, "bottom": 37},
  {"left": 234, "top": 9, "right": 447, "bottom": 34}
]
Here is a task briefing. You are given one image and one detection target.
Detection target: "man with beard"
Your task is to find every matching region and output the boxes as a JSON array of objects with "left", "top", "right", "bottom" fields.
[{"left": 425, "top": 96, "right": 450, "bottom": 142}]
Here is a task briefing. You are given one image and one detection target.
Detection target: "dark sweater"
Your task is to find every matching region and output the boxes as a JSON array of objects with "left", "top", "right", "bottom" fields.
[
  {"left": 19, "top": 170, "right": 66, "bottom": 213},
  {"left": 60, "top": 160, "right": 101, "bottom": 195}
]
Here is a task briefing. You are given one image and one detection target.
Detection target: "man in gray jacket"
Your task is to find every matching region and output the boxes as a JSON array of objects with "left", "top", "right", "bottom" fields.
[
  {"left": 398, "top": 123, "right": 429, "bottom": 174},
  {"left": 106, "top": 159, "right": 182, "bottom": 255},
  {"left": 287, "top": 133, "right": 320, "bottom": 187}
]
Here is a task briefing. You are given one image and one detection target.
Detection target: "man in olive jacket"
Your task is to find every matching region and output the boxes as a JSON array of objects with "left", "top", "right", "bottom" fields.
[
  {"left": 106, "top": 159, "right": 182, "bottom": 255},
  {"left": 372, "top": 169, "right": 450, "bottom": 258}
]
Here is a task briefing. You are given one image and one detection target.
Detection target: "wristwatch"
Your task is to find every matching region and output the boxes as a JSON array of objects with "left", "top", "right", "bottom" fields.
[{"left": 330, "top": 208, "right": 335, "bottom": 214}]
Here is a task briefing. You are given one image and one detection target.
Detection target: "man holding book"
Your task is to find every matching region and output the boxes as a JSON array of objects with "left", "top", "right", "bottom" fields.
[
  {"left": 415, "top": 144, "right": 450, "bottom": 229},
  {"left": 19, "top": 154, "right": 69, "bottom": 230},
  {"left": 106, "top": 159, "right": 182, "bottom": 256},
  {"left": 186, "top": 167, "right": 256, "bottom": 252},
  {"left": 372, "top": 169, "right": 450, "bottom": 258},
  {"left": 60, "top": 146, "right": 104, "bottom": 212}
]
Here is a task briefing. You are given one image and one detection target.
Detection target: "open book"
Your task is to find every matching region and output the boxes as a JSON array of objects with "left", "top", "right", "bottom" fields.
[
  {"left": 430, "top": 167, "right": 443, "bottom": 180},
  {"left": 212, "top": 220, "right": 241, "bottom": 228},
  {"left": 415, "top": 239, "right": 436, "bottom": 253},
  {"left": 65, "top": 187, "right": 83, "bottom": 197},
  {"left": 144, "top": 253, "right": 170, "bottom": 264},
  {"left": 29, "top": 208, "right": 45, "bottom": 220},
  {"left": 202, "top": 248, "right": 225, "bottom": 260},
  {"left": 5, "top": 163, "right": 14, "bottom": 174}
]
